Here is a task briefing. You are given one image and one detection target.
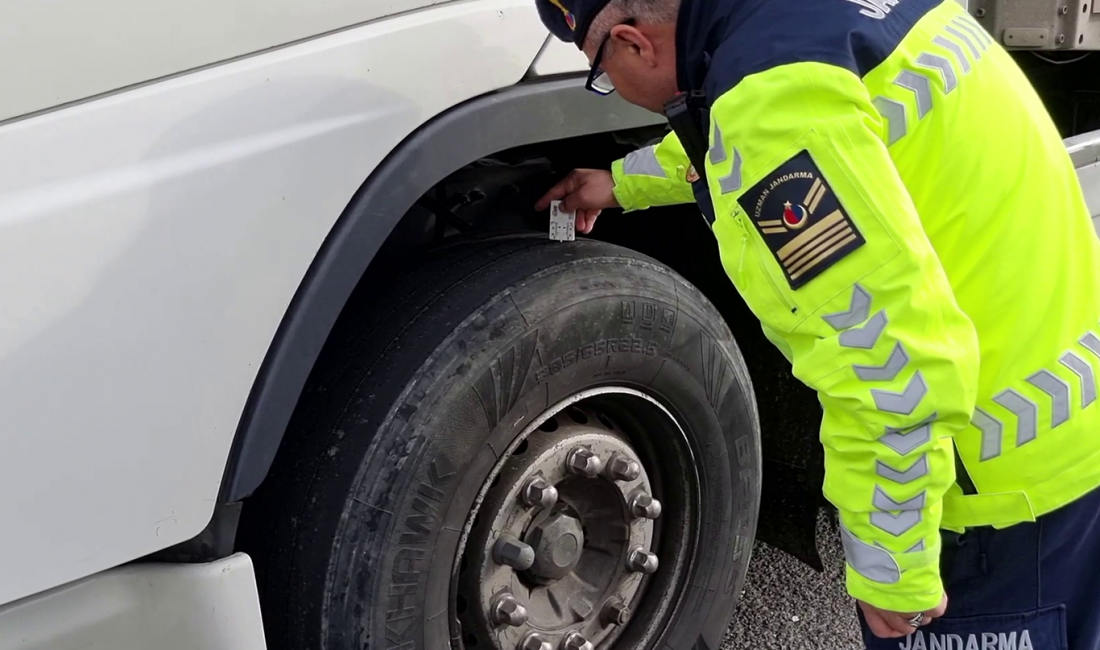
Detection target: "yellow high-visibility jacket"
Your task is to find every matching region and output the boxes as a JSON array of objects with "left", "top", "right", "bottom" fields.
[{"left": 613, "top": 0, "right": 1100, "bottom": 611}]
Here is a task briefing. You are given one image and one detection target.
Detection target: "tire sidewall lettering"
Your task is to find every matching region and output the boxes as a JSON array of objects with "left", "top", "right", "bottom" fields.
[{"left": 317, "top": 254, "right": 760, "bottom": 650}]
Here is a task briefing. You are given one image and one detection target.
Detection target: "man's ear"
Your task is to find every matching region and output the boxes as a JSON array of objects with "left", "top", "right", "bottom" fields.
[{"left": 610, "top": 24, "right": 658, "bottom": 66}]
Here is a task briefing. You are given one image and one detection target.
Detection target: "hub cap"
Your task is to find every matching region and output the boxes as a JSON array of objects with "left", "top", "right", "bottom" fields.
[{"left": 458, "top": 406, "right": 663, "bottom": 650}]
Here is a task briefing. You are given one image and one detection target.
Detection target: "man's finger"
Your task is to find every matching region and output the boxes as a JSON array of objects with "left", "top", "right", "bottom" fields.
[
  {"left": 578, "top": 210, "right": 595, "bottom": 234},
  {"left": 863, "top": 610, "right": 905, "bottom": 639},
  {"left": 534, "top": 183, "right": 565, "bottom": 211},
  {"left": 929, "top": 594, "right": 949, "bottom": 619},
  {"left": 534, "top": 173, "right": 577, "bottom": 211},
  {"left": 560, "top": 189, "right": 583, "bottom": 214},
  {"left": 579, "top": 209, "right": 601, "bottom": 233},
  {"left": 883, "top": 613, "right": 921, "bottom": 636}
]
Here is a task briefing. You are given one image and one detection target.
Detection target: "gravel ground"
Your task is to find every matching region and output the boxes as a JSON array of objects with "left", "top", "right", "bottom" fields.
[{"left": 722, "top": 510, "right": 864, "bottom": 650}]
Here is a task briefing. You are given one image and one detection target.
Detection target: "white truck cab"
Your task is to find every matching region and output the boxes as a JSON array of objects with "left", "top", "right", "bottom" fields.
[{"left": 0, "top": 1, "right": 1097, "bottom": 649}]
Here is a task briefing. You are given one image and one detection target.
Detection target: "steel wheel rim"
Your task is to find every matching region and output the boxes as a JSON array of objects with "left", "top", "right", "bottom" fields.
[{"left": 449, "top": 387, "right": 701, "bottom": 650}]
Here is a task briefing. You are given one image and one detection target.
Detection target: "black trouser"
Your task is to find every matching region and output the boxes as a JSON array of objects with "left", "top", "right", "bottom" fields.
[{"left": 860, "top": 485, "right": 1100, "bottom": 650}]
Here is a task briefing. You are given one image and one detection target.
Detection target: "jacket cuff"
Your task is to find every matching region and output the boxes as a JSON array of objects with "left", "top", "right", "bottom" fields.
[{"left": 846, "top": 564, "right": 943, "bottom": 613}]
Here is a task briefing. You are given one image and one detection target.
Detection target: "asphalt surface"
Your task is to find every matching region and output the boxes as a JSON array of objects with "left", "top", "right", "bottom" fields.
[{"left": 722, "top": 510, "right": 864, "bottom": 650}]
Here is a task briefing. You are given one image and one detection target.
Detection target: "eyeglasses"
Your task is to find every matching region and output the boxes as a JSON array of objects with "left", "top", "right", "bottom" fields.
[{"left": 584, "top": 18, "right": 635, "bottom": 96}]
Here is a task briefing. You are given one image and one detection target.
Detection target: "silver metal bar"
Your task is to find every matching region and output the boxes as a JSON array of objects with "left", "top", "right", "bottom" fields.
[
  {"left": 1067, "top": 130, "right": 1100, "bottom": 169},
  {"left": 1066, "top": 130, "right": 1100, "bottom": 222}
]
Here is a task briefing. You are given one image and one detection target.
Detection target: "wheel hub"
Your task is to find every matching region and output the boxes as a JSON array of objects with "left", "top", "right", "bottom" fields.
[
  {"left": 458, "top": 406, "right": 662, "bottom": 650},
  {"left": 525, "top": 511, "right": 585, "bottom": 583}
]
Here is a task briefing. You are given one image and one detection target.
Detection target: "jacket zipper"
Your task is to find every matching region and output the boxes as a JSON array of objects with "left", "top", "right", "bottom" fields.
[
  {"left": 734, "top": 213, "right": 797, "bottom": 314},
  {"left": 757, "top": 254, "right": 798, "bottom": 314}
]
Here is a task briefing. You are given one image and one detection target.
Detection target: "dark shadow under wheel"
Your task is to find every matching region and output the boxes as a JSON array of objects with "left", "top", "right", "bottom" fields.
[{"left": 239, "top": 234, "right": 762, "bottom": 650}]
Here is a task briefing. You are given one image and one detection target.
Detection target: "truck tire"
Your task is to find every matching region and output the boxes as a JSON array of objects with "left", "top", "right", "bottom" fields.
[{"left": 239, "top": 234, "right": 761, "bottom": 650}]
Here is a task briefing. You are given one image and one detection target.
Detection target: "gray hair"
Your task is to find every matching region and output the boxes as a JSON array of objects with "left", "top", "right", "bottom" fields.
[{"left": 585, "top": 0, "right": 680, "bottom": 49}]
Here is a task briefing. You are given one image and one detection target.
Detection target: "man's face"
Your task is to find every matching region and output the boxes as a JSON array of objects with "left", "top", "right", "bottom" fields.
[{"left": 583, "top": 24, "right": 678, "bottom": 113}]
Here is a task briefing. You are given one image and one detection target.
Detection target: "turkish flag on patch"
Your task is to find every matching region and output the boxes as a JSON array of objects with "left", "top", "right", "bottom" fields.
[{"left": 783, "top": 202, "right": 807, "bottom": 227}]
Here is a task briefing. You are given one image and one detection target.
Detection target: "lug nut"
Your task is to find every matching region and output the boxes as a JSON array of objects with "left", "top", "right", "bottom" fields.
[
  {"left": 628, "top": 546, "right": 659, "bottom": 574},
  {"left": 521, "top": 633, "right": 552, "bottom": 650},
  {"left": 493, "top": 535, "right": 535, "bottom": 571},
  {"left": 567, "top": 447, "right": 604, "bottom": 478},
  {"left": 561, "top": 632, "right": 594, "bottom": 650},
  {"left": 521, "top": 476, "right": 559, "bottom": 509},
  {"left": 602, "top": 599, "right": 631, "bottom": 626},
  {"left": 629, "top": 492, "right": 662, "bottom": 520},
  {"left": 492, "top": 593, "right": 529, "bottom": 627},
  {"left": 606, "top": 453, "right": 642, "bottom": 482}
]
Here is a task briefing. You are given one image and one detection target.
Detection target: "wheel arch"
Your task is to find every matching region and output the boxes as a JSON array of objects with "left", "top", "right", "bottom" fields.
[{"left": 219, "top": 77, "right": 663, "bottom": 502}]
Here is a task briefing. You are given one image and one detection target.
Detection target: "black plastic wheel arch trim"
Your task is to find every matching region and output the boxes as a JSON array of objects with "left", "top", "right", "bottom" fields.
[{"left": 219, "top": 76, "right": 664, "bottom": 502}]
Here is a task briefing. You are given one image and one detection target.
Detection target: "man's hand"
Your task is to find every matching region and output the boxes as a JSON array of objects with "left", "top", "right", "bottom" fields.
[
  {"left": 859, "top": 594, "right": 948, "bottom": 638},
  {"left": 535, "top": 169, "right": 620, "bottom": 234}
]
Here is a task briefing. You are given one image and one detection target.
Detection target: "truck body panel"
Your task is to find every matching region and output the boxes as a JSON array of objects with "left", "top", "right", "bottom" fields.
[
  {"left": 0, "top": 0, "right": 504, "bottom": 123},
  {"left": 527, "top": 36, "right": 589, "bottom": 76},
  {"left": 0, "top": 0, "right": 547, "bottom": 606},
  {"left": 0, "top": 554, "right": 265, "bottom": 650}
]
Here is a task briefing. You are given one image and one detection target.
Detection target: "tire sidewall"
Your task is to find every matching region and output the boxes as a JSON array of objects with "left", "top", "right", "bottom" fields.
[{"left": 323, "top": 254, "right": 761, "bottom": 650}]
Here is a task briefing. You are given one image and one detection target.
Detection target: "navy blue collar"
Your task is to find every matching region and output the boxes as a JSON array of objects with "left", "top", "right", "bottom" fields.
[{"left": 674, "top": 0, "right": 766, "bottom": 97}]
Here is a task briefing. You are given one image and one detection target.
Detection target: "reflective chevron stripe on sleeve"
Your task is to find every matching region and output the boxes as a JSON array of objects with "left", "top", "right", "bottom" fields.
[{"left": 821, "top": 284, "right": 939, "bottom": 573}]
